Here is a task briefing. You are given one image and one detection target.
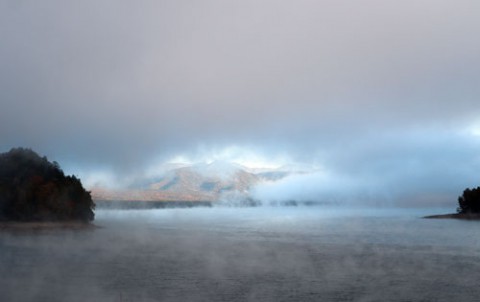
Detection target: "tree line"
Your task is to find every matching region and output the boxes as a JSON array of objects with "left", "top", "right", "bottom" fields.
[
  {"left": 457, "top": 187, "right": 480, "bottom": 214},
  {"left": 0, "top": 148, "right": 94, "bottom": 222}
]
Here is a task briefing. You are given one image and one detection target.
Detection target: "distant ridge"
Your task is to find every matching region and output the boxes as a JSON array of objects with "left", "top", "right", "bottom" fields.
[{"left": 91, "top": 161, "right": 293, "bottom": 202}]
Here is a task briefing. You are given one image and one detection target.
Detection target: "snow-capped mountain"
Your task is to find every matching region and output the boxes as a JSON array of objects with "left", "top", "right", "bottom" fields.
[{"left": 91, "top": 161, "right": 289, "bottom": 202}]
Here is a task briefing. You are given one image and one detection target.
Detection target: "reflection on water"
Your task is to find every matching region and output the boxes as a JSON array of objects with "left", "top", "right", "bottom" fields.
[{"left": 1, "top": 207, "right": 480, "bottom": 302}]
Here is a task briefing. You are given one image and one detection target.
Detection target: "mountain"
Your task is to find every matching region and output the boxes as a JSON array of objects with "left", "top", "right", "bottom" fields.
[{"left": 91, "top": 161, "right": 265, "bottom": 202}]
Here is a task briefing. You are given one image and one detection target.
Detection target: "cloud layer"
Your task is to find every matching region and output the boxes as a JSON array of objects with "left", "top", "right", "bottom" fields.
[{"left": 1, "top": 0, "right": 480, "bottom": 205}]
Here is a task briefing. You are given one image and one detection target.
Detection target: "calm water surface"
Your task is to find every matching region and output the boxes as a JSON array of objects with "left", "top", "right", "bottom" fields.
[{"left": 1, "top": 207, "right": 480, "bottom": 302}]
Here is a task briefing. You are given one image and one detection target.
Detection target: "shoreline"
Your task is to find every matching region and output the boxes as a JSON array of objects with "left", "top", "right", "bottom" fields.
[
  {"left": 0, "top": 221, "right": 99, "bottom": 231},
  {"left": 95, "top": 200, "right": 213, "bottom": 209},
  {"left": 424, "top": 213, "right": 480, "bottom": 220}
]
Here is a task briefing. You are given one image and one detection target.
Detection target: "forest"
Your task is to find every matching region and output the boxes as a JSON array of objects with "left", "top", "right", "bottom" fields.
[
  {"left": 0, "top": 148, "right": 94, "bottom": 222},
  {"left": 457, "top": 187, "right": 480, "bottom": 214}
]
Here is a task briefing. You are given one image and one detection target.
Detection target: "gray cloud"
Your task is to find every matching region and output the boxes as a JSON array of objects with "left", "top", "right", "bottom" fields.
[
  {"left": 1, "top": 0, "right": 480, "bottom": 204},
  {"left": 253, "top": 128, "right": 480, "bottom": 206}
]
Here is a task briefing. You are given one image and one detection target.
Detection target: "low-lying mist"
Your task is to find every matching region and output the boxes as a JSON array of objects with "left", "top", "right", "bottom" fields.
[{"left": 2, "top": 207, "right": 480, "bottom": 302}]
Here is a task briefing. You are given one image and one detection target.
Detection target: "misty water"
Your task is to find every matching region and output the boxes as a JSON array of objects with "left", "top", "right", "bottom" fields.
[{"left": 1, "top": 207, "right": 480, "bottom": 302}]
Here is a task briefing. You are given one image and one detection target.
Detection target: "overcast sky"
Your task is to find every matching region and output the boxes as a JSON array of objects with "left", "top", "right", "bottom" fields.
[{"left": 1, "top": 0, "right": 480, "bottom": 206}]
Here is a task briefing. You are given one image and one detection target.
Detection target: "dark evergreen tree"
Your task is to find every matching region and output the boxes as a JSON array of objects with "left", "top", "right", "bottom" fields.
[
  {"left": 457, "top": 187, "right": 480, "bottom": 214},
  {"left": 0, "top": 148, "right": 95, "bottom": 222}
]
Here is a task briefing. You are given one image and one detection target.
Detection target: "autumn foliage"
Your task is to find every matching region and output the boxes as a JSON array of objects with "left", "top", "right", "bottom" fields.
[{"left": 0, "top": 148, "right": 94, "bottom": 222}]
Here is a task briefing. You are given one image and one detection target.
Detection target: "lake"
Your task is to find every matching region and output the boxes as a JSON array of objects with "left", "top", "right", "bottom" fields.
[{"left": 1, "top": 206, "right": 480, "bottom": 302}]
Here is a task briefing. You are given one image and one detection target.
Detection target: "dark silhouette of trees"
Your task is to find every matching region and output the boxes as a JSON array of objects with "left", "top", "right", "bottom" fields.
[
  {"left": 457, "top": 187, "right": 480, "bottom": 214},
  {"left": 0, "top": 148, "right": 95, "bottom": 222}
]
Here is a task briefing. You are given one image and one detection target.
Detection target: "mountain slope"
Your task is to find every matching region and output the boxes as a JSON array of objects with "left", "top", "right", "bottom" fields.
[{"left": 91, "top": 162, "right": 261, "bottom": 202}]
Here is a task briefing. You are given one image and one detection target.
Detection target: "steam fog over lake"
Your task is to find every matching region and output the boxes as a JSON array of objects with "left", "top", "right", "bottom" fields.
[
  {"left": 2, "top": 206, "right": 480, "bottom": 302},
  {"left": 2, "top": 1, "right": 480, "bottom": 301}
]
